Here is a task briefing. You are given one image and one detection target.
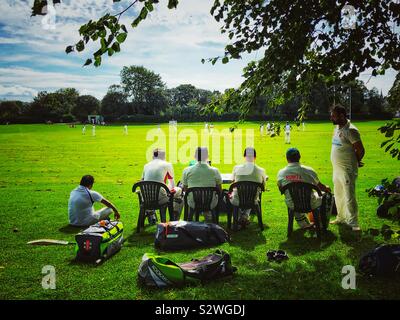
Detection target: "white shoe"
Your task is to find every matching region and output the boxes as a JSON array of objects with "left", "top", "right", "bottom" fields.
[
  {"left": 330, "top": 219, "right": 344, "bottom": 225},
  {"left": 351, "top": 226, "right": 361, "bottom": 231}
]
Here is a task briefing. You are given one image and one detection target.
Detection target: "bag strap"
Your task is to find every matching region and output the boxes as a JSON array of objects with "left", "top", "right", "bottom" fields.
[
  {"left": 84, "top": 187, "right": 95, "bottom": 205},
  {"left": 188, "top": 253, "right": 227, "bottom": 282},
  {"left": 177, "top": 226, "right": 205, "bottom": 246}
]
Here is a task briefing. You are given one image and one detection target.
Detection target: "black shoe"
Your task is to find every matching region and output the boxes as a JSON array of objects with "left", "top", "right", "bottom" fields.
[
  {"left": 266, "top": 250, "right": 289, "bottom": 263},
  {"left": 266, "top": 250, "right": 277, "bottom": 261},
  {"left": 146, "top": 211, "right": 157, "bottom": 225},
  {"left": 275, "top": 250, "right": 289, "bottom": 263}
]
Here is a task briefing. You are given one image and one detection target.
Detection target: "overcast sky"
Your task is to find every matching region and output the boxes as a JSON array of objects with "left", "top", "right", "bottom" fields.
[{"left": 0, "top": 0, "right": 397, "bottom": 101}]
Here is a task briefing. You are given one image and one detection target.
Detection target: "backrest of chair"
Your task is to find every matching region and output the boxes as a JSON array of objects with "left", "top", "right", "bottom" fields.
[
  {"left": 184, "top": 187, "right": 219, "bottom": 212},
  {"left": 132, "top": 181, "right": 170, "bottom": 210},
  {"left": 228, "top": 181, "right": 264, "bottom": 209},
  {"left": 280, "top": 182, "right": 322, "bottom": 213}
]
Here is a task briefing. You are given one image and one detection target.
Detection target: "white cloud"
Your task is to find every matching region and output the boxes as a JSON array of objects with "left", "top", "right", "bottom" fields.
[
  {"left": 358, "top": 69, "right": 397, "bottom": 96},
  {"left": 0, "top": 84, "right": 37, "bottom": 97},
  {"left": 0, "top": 66, "right": 119, "bottom": 99},
  {"left": 0, "top": 0, "right": 396, "bottom": 101}
]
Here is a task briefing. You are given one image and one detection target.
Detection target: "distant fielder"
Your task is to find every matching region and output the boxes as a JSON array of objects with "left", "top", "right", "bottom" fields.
[
  {"left": 284, "top": 121, "right": 291, "bottom": 144},
  {"left": 82, "top": 125, "right": 86, "bottom": 135},
  {"left": 266, "top": 122, "right": 271, "bottom": 134},
  {"left": 92, "top": 125, "right": 96, "bottom": 137},
  {"left": 124, "top": 124, "right": 128, "bottom": 135}
]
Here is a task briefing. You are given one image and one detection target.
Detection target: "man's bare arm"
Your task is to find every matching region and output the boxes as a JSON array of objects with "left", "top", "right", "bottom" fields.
[
  {"left": 317, "top": 182, "right": 331, "bottom": 193},
  {"left": 101, "top": 198, "right": 120, "bottom": 220},
  {"left": 353, "top": 141, "right": 365, "bottom": 167}
]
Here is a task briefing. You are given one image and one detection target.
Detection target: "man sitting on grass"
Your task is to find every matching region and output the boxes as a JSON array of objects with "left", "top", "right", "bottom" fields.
[
  {"left": 182, "top": 147, "right": 222, "bottom": 222},
  {"left": 68, "top": 175, "right": 120, "bottom": 227},
  {"left": 228, "top": 147, "right": 268, "bottom": 228},
  {"left": 277, "top": 148, "right": 331, "bottom": 229}
]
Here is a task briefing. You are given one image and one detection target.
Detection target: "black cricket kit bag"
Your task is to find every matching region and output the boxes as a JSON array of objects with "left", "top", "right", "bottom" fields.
[
  {"left": 138, "top": 249, "right": 237, "bottom": 288},
  {"left": 359, "top": 244, "right": 400, "bottom": 277},
  {"left": 154, "top": 221, "right": 229, "bottom": 250},
  {"left": 75, "top": 220, "right": 124, "bottom": 263}
]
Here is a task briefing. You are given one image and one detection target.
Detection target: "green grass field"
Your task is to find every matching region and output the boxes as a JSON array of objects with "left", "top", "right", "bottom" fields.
[{"left": 0, "top": 121, "right": 399, "bottom": 300}]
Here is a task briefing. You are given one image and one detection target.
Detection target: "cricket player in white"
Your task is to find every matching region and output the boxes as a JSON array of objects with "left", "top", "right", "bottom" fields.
[
  {"left": 124, "top": 125, "right": 128, "bottom": 135},
  {"left": 229, "top": 147, "right": 268, "bottom": 227},
  {"left": 277, "top": 148, "right": 331, "bottom": 229},
  {"left": 92, "top": 125, "right": 96, "bottom": 137},
  {"left": 330, "top": 105, "right": 365, "bottom": 231},
  {"left": 82, "top": 125, "right": 86, "bottom": 135},
  {"left": 284, "top": 122, "right": 291, "bottom": 144},
  {"left": 182, "top": 147, "right": 222, "bottom": 222},
  {"left": 266, "top": 122, "right": 271, "bottom": 134},
  {"left": 141, "top": 148, "right": 183, "bottom": 222},
  {"left": 260, "top": 124, "right": 264, "bottom": 135}
]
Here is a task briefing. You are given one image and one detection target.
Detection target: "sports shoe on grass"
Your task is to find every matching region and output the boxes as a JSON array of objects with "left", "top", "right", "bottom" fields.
[
  {"left": 146, "top": 211, "right": 157, "bottom": 225},
  {"left": 301, "top": 223, "right": 315, "bottom": 230},
  {"left": 351, "top": 226, "right": 361, "bottom": 232},
  {"left": 330, "top": 219, "right": 344, "bottom": 225}
]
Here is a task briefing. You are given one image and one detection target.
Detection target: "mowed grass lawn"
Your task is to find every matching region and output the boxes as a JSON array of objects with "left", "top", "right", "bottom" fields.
[{"left": 0, "top": 121, "right": 399, "bottom": 300}]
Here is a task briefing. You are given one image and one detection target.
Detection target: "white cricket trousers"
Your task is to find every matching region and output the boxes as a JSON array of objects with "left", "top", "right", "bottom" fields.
[
  {"left": 333, "top": 165, "right": 359, "bottom": 227},
  {"left": 285, "top": 132, "right": 290, "bottom": 143},
  {"left": 92, "top": 207, "right": 113, "bottom": 221}
]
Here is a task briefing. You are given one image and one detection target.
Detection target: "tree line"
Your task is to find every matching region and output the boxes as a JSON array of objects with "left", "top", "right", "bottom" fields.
[{"left": 0, "top": 65, "right": 397, "bottom": 124}]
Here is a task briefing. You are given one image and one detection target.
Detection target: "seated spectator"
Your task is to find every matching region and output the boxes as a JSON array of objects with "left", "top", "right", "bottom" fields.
[
  {"left": 68, "top": 175, "right": 120, "bottom": 227},
  {"left": 228, "top": 147, "right": 268, "bottom": 226},
  {"left": 142, "top": 148, "right": 183, "bottom": 223},
  {"left": 277, "top": 148, "right": 331, "bottom": 229},
  {"left": 182, "top": 147, "right": 222, "bottom": 222}
]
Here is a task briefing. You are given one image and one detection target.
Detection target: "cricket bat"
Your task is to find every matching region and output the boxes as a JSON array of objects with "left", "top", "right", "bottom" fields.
[{"left": 27, "top": 239, "right": 72, "bottom": 246}]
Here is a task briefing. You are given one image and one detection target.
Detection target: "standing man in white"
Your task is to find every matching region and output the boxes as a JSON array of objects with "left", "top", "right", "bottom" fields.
[
  {"left": 124, "top": 124, "right": 128, "bottom": 135},
  {"left": 92, "top": 125, "right": 96, "bottom": 137},
  {"left": 284, "top": 121, "right": 291, "bottom": 144},
  {"left": 266, "top": 122, "right": 271, "bottom": 134},
  {"left": 82, "top": 125, "right": 86, "bottom": 135},
  {"left": 330, "top": 105, "right": 365, "bottom": 231},
  {"left": 260, "top": 124, "right": 264, "bottom": 136}
]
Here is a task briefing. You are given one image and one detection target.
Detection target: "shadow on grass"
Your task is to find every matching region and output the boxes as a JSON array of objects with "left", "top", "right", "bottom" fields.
[
  {"left": 278, "top": 228, "right": 337, "bottom": 256},
  {"left": 59, "top": 224, "right": 82, "bottom": 234},
  {"left": 232, "top": 254, "right": 365, "bottom": 299},
  {"left": 124, "top": 229, "right": 155, "bottom": 248},
  {"left": 337, "top": 224, "right": 381, "bottom": 263},
  {"left": 135, "top": 254, "right": 383, "bottom": 299},
  {"left": 228, "top": 226, "right": 268, "bottom": 250}
]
